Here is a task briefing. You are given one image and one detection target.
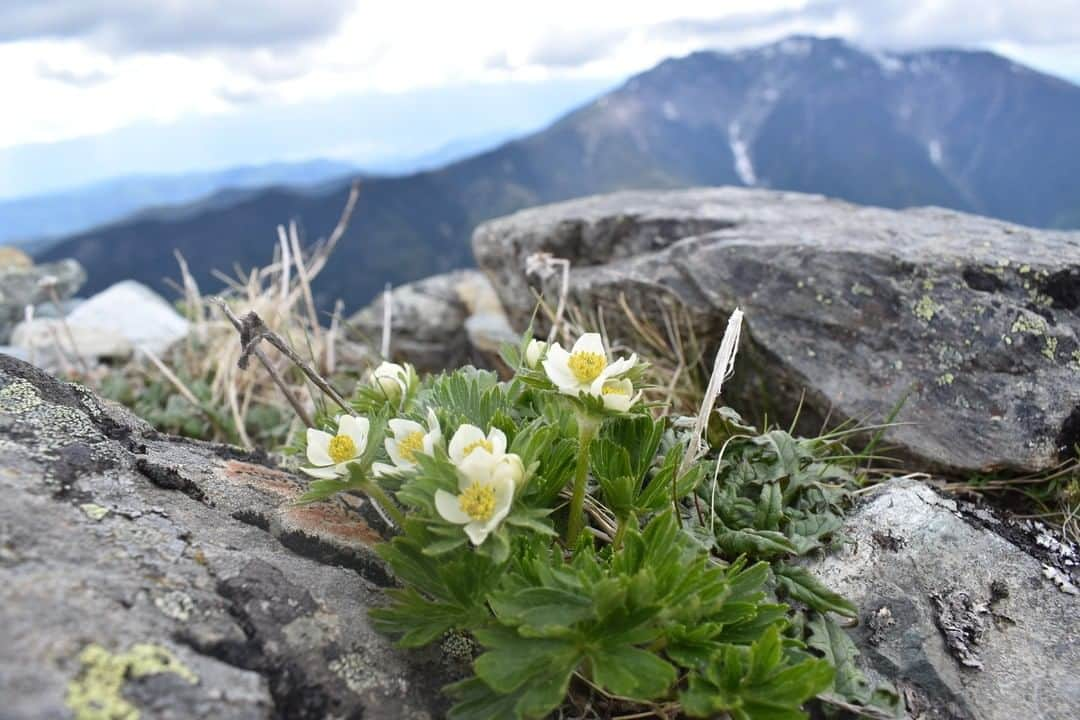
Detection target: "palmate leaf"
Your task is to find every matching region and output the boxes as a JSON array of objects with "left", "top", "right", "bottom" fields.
[{"left": 680, "top": 626, "right": 834, "bottom": 720}]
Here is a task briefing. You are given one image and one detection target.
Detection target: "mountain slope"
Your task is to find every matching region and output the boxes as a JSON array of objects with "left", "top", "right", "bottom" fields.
[
  {"left": 1, "top": 159, "right": 356, "bottom": 251},
  {"left": 37, "top": 36, "right": 1080, "bottom": 311}
]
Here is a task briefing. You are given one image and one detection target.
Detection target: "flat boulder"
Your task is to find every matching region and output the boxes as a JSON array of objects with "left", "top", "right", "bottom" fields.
[
  {"left": 805, "top": 479, "right": 1078, "bottom": 720},
  {"left": 473, "top": 187, "right": 1080, "bottom": 473},
  {"left": 65, "top": 280, "right": 190, "bottom": 356},
  {"left": 0, "top": 354, "right": 447, "bottom": 718}
]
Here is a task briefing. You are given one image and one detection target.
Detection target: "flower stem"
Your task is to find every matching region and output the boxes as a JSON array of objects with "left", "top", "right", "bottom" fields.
[
  {"left": 566, "top": 414, "right": 600, "bottom": 545},
  {"left": 362, "top": 481, "right": 407, "bottom": 529}
]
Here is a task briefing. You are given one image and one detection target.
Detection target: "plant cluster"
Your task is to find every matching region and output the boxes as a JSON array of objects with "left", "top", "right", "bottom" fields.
[{"left": 291, "top": 332, "right": 901, "bottom": 719}]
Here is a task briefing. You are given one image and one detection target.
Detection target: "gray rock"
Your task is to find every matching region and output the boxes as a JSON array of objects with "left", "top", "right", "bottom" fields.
[
  {"left": 473, "top": 187, "right": 1080, "bottom": 473},
  {"left": 0, "top": 353, "right": 447, "bottom": 719},
  {"left": 0, "top": 258, "right": 86, "bottom": 342},
  {"left": 349, "top": 269, "right": 514, "bottom": 372},
  {"left": 65, "top": 280, "right": 190, "bottom": 356},
  {"left": 805, "top": 479, "right": 1079, "bottom": 720},
  {"left": 11, "top": 318, "right": 133, "bottom": 369}
]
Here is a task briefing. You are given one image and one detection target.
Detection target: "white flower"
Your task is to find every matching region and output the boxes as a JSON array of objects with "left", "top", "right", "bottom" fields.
[
  {"left": 599, "top": 377, "right": 642, "bottom": 412},
  {"left": 302, "top": 415, "right": 369, "bottom": 479},
  {"left": 384, "top": 408, "right": 442, "bottom": 470},
  {"left": 434, "top": 453, "right": 523, "bottom": 545},
  {"left": 369, "top": 361, "right": 411, "bottom": 400},
  {"left": 542, "top": 332, "right": 638, "bottom": 403},
  {"left": 448, "top": 424, "right": 507, "bottom": 467},
  {"left": 524, "top": 339, "right": 548, "bottom": 369}
]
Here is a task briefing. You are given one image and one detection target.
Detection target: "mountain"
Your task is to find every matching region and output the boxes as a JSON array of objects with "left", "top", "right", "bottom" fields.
[
  {"left": 1, "top": 159, "right": 357, "bottom": 251},
  {"left": 37, "top": 36, "right": 1080, "bottom": 312}
]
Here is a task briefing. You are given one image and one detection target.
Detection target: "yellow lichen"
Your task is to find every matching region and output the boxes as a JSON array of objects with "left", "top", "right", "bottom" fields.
[
  {"left": 66, "top": 643, "right": 197, "bottom": 720},
  {"left": 1011, "top": 315, "right": 1046, "bottom": 335},
  {"left": 1043, "top": 337, "right": 1058, "bottom": 361},
  {"left": 937, "top": 373, "right": 955, "bottom": 386},
  {"left": 80, "top": 504, "right": 110, "bottom": 521},
  {"left": 914, "top": 295, "right": 939, "bottom": 323}
]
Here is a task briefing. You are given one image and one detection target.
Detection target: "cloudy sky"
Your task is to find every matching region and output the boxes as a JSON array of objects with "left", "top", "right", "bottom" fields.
[{"left": 3, "top": 0, "right": 1078, "bottom": 197}]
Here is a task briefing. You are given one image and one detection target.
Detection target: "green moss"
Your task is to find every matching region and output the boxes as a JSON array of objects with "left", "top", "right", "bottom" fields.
[
  {"left": 1072, "top": 350, "right": 1080, "bottom": 369},
  {"left": 914, "top": 295, "right": 940, "bottom": 323},
  {"left": 850, "top": 283, "right": 873, "bottom": 297},
  {"left": 937, "top": 373, "right": 955, "bottom": 386},
  {"left": 66, "top": 643, "right": 197, "bottom": 720}
]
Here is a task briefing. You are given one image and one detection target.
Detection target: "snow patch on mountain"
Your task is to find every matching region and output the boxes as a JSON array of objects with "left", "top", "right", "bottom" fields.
[
  {"left": 928, "top": 140, "right": 944, "bottom": 167},
  {"left": 728, "top": 122, "right": 756, "bottom": 186}
]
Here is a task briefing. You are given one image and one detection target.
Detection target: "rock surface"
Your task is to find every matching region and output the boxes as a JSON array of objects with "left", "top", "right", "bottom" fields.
[
  {"left": 0, "top": 258, "right": 86, "bottom": 342},
  {"left": 65, "top": 280, "right": 191, "bottom": 356},
  {"left": 0, "top": 354, "right": 446, "bottom": 719},
  {"left": 348, "top": 269, "right": 515, "bottom": 372},
  {"left": 474, "top": 187, "right": 1080, "bottom": 473},
  {"left": 806, "top": 479, "right": 1079, "bottom": 720},
  {"left": 11, "top": 318, "right": 134, "bottom": 368}
]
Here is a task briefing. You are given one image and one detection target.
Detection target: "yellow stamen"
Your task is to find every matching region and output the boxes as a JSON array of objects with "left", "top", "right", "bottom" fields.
[
  {"left": 567, "top": 351, "right": 607, "bottom": 383},
  {"left": 462, "top": 438, "right": 494, "bottom": 456},
  {"left": 602, "top": 381, "right": 631, "bottom": 396},
  {"left": 458, "top": 482, "right": 497, "bottom": 521},
  {"left": 328, "top": 434, "right": 357, "bottom": 464},
  {"left": 397, "top": 431, "right": 426, "bottom": 462}
]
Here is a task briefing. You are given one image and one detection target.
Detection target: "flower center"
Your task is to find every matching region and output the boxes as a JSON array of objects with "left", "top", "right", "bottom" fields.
[
  {"left": 602, "top": 381, "right": 630, "bottom": 396},
  {"left": 458, "top": 482, "right": 497, "bottom": 521},
  {"left": 328, "top": 434, "right": 357, "bottom": 464},
  {"left": 567, "top": 351, "right": 607, "bottom": 383},
  {"left": 462, "top": 438, "right": 494, "bottom": 456},
  {"left": 397, "top": 431, "right": 426, "bottom": 462}
]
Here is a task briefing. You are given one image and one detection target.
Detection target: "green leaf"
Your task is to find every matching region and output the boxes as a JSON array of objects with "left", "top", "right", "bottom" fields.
[
  {"left": 589, "top": 644, "right": 677, "bottom": 699},
  {"left": 754, "top": 481, "right": 783, "bottom": 531},
  {"left": 806, "top": 613, "right": 872, "bottom": 703},
  {"left": 773, "top": 565, "right": 857, "bottom": 618},
  {"left": 717, "top": 528, "right": 798, "bottom": 558}
]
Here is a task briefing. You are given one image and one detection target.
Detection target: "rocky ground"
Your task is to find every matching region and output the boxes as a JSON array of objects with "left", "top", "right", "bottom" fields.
[{"left": 2, "top": 187, "right": 1079, "bottom": 718}]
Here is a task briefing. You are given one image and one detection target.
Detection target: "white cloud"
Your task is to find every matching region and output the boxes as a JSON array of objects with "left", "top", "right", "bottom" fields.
[{"left": 2, "top": 0, "right": 1078, "bottom": 150}]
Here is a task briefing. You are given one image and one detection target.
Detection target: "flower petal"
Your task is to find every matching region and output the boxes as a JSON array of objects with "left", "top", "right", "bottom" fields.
[
  {"left": 388, "top": 418, "right": 424, "bottom": 440},
  {"left": 464, "top": 520, "right": 492, "bottom": 546},
  {"left": 337, "top": 415, "right": 370, "bottom": 455},
  {"left": 371, "top": 462, "right": 400, "bottom": 478},
  {"left": 571, "top": 332, "right": 606, "bottom": 358},
  {"left": 457, "top": 449, "right": 497, "bottom": 490},
  {"left": 542, "top": 344, "right": 579, "bottom": 392},
  {"left": 300, "top": 464, "right": 343, "bottom": 479},
  {"left": 448, "top": 424, "right": 486, "bottom": 464},
  {"left": 306, "top": 429, "right": 334, "bottom": 466},
  {"left": 435, "top": 489, "right": 471, "bottom": 524},
  {"left": 488, "top": 427, "right": 507, "bottom": 456},
  {"left": 603, "top": 354, "right": 638, "bottom": 380}
]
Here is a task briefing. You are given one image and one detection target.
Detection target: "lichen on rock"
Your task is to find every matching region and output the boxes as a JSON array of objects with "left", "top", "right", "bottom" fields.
[{"left": 65, "top": 643, "right": 197, "bottom": 720}]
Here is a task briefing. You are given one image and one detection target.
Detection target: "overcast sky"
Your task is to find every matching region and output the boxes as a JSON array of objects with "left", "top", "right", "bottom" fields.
[{"left": 3, "top": 0, "right": 1079, "bottom": 197}]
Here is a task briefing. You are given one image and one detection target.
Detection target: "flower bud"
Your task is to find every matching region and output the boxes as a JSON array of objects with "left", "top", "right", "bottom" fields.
[
  {"left": 369, "top": 361, "right": 409, "bottom": 400},
  {"left": 525, "top": 339, "right": 548, "bottom": 369}
]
